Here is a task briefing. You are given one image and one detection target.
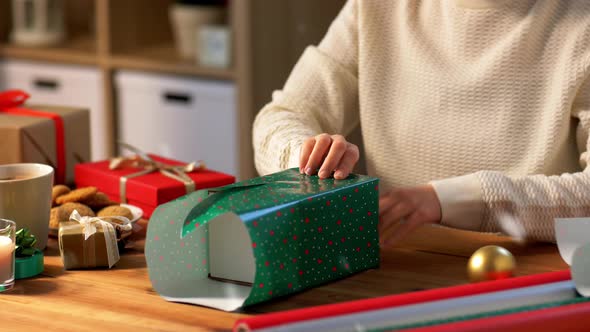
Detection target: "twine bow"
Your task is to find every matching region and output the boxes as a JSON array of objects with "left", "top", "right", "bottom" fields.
[
  {"left": 109, "top": 142, "right": 206, "bottom": 203},
  {"left": 66, "top": 210, "right": 131, "bottom": 268}
]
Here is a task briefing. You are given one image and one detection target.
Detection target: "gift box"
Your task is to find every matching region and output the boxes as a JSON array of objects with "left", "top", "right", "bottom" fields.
[
  {"left": 58, "top": 211, "right": 131, "bottom": 269},
  {"left": 0, "top": 90, "right": 90, "bottom": 184},
  {"left": 74, "top": 154, "right": 235, "bottom": 218},
  {"left": 145, "top": 168, "right": 380, "bottom": 311}
]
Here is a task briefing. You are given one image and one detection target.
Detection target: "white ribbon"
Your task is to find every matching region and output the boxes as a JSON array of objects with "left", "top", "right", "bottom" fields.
[{"left": 68, "top": 210, "right": 131, "bottom": 268}]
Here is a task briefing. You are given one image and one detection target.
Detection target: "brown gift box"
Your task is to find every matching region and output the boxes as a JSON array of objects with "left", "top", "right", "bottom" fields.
[
  {"left": 0, "top": 105, "right": 90, "bottom": 184},
  {"left": 58, "top": 221, "right": 120, "bottom": 270}
]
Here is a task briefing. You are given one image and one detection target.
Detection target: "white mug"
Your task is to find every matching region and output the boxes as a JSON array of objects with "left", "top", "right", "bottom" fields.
[{"left": 0, "top": 163, "right": 53, "bottom": 249}]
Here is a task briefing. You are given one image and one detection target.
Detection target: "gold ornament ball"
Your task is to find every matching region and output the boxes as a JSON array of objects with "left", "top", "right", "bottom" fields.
[{"left": 467, "top": 245, "right": 516, "bottom": 283}]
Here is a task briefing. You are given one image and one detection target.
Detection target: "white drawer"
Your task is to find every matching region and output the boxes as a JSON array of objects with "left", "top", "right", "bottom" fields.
[
  {"left": 114, "top": 70, "right": 237, "bottom": 177},
  {"left": 0, "top": 60, "right": 107, "bottom": 161}
]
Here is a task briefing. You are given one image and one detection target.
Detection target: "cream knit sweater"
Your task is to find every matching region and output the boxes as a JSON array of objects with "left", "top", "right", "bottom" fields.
[{"left": 252, "top": 0, "right": 590, "bottom": 242}]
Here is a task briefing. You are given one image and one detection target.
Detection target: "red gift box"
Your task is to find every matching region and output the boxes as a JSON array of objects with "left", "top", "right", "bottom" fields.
[{"left": 74, "top": 154, "right": 235, "bottom": 218}]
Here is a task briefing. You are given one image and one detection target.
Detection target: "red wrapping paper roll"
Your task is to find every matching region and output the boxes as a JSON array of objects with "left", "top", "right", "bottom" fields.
[
  {"left": 403, "top": 300, "right": 590, "bottom": 332},
  {"left": 233, "top": 270, "right": 570, "bottom": 332}
]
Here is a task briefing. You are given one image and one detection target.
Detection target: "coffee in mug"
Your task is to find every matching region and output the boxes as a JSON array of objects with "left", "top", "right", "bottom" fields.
[
  {"left": 0, "top": 164, "right": 54, "bottom": 249},
  {"left": 0, "top": 175, "right": 34, "bottom": 181}
]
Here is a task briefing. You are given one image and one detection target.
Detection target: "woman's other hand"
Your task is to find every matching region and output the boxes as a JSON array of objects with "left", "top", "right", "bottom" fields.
[{"left": 379, "top": 185, "right": 442, "bottom": 247}]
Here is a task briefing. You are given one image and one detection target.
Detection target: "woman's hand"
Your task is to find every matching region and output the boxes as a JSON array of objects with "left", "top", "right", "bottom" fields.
[
  {"left": 299, "top": 134, "right": 360, "bottom": 179},
  {"left": 379, "top": 185, "right": 442, "bottom": 247}
]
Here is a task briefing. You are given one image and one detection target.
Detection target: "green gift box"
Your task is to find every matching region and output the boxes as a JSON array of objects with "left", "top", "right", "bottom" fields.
[{"left": 145, "top": 168, "right": 380, "bottom": 311}]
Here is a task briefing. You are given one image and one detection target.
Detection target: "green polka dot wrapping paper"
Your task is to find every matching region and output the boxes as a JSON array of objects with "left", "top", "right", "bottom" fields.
[{"left": 145, "top": 168, "right": 380, "bottom": 311}]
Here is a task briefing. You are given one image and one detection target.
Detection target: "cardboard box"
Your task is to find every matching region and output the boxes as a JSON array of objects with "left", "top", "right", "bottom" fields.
[
  {"left": 145, "top": 168, "right": 380, "bottom": 311},
  {"left": 58, "top": 221, "right": 119, "bottom": 269},
  {"left": 74, "top": 155, "right": 235, "bottom": 218},
  {"left": 0, "top": 104, "right": 90, "bottom": 184}
]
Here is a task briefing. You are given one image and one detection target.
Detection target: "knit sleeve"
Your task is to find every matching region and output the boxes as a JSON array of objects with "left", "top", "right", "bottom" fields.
[
  {"left": 432, "top": 76, "right": 590, "bottom": 243},
  {"left": 252, "top": 0, "right": 360, "bottom": 175}
]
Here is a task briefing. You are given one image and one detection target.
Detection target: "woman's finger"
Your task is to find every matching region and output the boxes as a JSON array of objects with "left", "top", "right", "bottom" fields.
[
  {"left": 299, "top": 137, "right": 316, "bottom": 173},
  {"left": 318, "top": 135, "right": 347, "bottom": 178},
  {"left": 305, "top": 134, "right": 332, "bottom": 175},
  {"left": 379, "top": 218, "right": 405, "bottom": 247},
  {"left": 378, "top": 192, "right": 395, "bottom": 215},
  {"left": 382, "top": 213, "right": 424, "bottom": 247},
  {"left": 384, "top": 201, "right": 413, "bottom": 224},
  {"left": 378, "top": 201, "right": 412, "bottom": 234},
  {"left": 334, "top": 143, "right": 359, "bottom": 179}
]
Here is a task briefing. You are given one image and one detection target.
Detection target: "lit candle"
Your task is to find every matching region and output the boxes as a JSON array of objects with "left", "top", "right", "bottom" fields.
[{"left": 0, "top": 236, "right": 14, "bottom": 283}]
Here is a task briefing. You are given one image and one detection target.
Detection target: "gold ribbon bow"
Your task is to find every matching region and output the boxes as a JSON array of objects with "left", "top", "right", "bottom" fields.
[{"left": 109, "top": 142, "right": 206, "bottom": 204}]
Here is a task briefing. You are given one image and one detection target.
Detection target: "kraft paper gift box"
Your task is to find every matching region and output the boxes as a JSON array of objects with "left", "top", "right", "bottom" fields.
[
  {"left": 0, "top": 90, "right": 90, "bottom": 184},
  {"left": 145, "top": 168, "right": 380, "bottom": 311},
  {"left": 74, "top": 154, "right": 236, "bottom": 218},
  {"left": 58, "top": 211, "right": 132, "bottom": 270}
]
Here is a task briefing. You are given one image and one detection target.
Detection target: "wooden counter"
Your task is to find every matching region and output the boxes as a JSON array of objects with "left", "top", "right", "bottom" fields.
[{"left": 0, "top": 221, "right": 567, "bottom": 331}]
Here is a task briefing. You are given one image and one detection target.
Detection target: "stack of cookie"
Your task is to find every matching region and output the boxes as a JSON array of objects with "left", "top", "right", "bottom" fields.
[{"left": 50, "top": 185, "right": 134, "bottom": 230}]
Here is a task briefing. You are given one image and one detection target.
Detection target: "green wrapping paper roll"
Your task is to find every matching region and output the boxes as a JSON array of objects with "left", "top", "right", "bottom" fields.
[
  {"left": 146, "top": 168, "right": 380, "bottom": 311},
  {"left": 15, "top": 249, "right": 44, "bottom": 279}
]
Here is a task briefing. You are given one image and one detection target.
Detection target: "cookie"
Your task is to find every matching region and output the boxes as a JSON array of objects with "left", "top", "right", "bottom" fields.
[
  {"left": 55, "top": 187, "right": 98, "bottom": 205},
  {"left": 82, "top": 192, "right": 118, "bottom": 209},
  {"left": 97, "top": 205, "right": 133, "bottom": 222},
  {"left": 49, "top": 207, "right": 68, "bottom": 229},
  {"left": 60, "top": 202, "right": 96, "bottom": 219},
  {"left": 51, "top": 185, "right": 71, "bottom": 206}
]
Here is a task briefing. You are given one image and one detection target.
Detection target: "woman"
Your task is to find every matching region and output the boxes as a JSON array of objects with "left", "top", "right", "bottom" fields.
[{"left": 253, "top": 0, "right": 590, "bottom": 244}]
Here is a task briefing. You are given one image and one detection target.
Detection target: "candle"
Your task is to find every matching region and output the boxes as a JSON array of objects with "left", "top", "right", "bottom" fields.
[{"left": 0, "top": 235, "right": 14, "bottom": 284}]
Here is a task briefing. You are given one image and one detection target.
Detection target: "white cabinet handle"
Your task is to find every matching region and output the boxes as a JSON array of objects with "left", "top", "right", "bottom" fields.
[
  {"left": 33, "top": 78, "right": 60, "bottom": 90},
  {"left": 163, "top": 92, "right": 192, "bottom": 104}
]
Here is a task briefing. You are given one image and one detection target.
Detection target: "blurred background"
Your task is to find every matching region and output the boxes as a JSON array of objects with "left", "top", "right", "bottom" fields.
[{"left": 0, "top": 0, "right": 346, "bottom": 180}]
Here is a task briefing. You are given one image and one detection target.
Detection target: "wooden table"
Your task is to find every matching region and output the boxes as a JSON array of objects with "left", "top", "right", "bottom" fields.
[{"left": 0, "top": 222, "right": 568, "bottom": 331}]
